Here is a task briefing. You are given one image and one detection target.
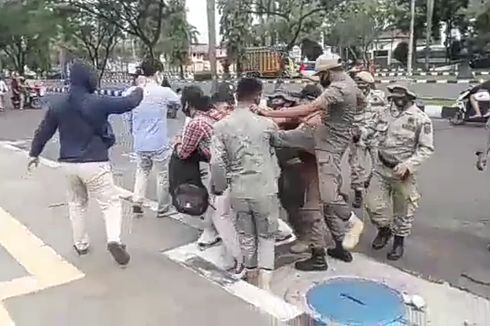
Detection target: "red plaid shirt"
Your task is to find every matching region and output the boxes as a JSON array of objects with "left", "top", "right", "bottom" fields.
[{"left": 176, "top": 107, "right": 230, "bottom": 161}]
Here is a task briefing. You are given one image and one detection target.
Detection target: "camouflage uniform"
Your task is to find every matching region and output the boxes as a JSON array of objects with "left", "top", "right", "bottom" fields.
[
  {"left": 365, "top": 104, "right": 434, "bottom": 237},
  {"left": 272, "top": 121, "right": 327, "bottom": 249},
  {"left": 210, "top": 104, "right": 280, "bottom": 271},
  {"left": 357, "top": 90, "right": 387, "bottom": 186},
  {"left": 309, "top": 75, "right": 365, "bottom": 244},
  {"left": 347, "top": 98, "right": 366, "bottom": 192},
  {"left": 273, "top": 75, "right": 365, "bottom": 246}
]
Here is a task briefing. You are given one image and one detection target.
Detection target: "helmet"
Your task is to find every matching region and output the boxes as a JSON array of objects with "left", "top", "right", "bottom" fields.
[
  {"left": 386, "top": 85, "right": 417, "bottom": 100},
  {"left": 355, "top": 71, "right": 375, "bottom": 84},
  {"left": 300, "top": 84, "right": 322, "bottom": 100},
  {"left": 314, "top": 55, "right": 343, "bottom": 75}
]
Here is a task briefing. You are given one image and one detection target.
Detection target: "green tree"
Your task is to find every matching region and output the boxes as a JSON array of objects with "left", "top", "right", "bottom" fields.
[
  {"left": 326, "top": 0, "right": 395, "bottom": 63},
  {"left": 393, "top": 0, "right": 469, "bottom": 64},
  {"left": 0, "top": 0, "right": 60, "bottom": 74},
  {"left": 56, "top": 3, "right": 120, "bottom": 84},
  {"left": 465, "top": 0, "right": 490, "bottom": 55},
  {"left": 218, "top": 0, "right": 253, "bottom": 77},
  {"left": 246, "top": 0, "right": 341, "bottom": 50},
  {"left": 67, "top": 0, "right": 175, "bottom": 59},
  {"left": 158, "top": 0, "right": 199, "bottom": 78}
]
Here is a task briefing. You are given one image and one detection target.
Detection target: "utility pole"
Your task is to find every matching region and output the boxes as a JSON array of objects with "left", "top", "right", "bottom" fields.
[
  {"left": 207, "top": 0, "right": 218, "bottom": 92},
  {"left": 407, "top": 0, "right": 416, "bottom": 76},
  {"left": 425, "top": 0, "right": 435, "bottom": 71}
]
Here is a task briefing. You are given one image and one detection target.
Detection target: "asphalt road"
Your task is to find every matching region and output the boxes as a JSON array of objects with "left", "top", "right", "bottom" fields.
[{"left": 0, "top": 93, "right": 490, "bottom": 324}]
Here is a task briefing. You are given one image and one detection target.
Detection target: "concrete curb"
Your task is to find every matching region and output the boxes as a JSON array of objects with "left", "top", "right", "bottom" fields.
[
  {"left": 375, "top": 71, "right": 489, "bottom": 77},
  {"left": 44, "top": 77, "right": 488, "bottom": 86}
]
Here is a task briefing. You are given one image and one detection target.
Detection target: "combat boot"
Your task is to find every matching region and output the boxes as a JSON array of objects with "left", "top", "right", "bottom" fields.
[
  {"left": 295, "top": 247, "right": 328, "bottom": 271},
  {"left": 387, "top": 236, "right": 404, "bottom": 261},
  {"left": 327, "top": 241, "right": 353, "bottom": 263},
  {"left": 352, "top": 190, "right": 363, "bottom": 209},
  {"left": 372, "top": 227, "right": 392, "bottom": 250}
]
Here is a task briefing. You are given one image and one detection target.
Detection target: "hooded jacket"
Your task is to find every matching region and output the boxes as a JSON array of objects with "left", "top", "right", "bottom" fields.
[{"left": 29, "top": 62, "right": 143, "bottom": 163}]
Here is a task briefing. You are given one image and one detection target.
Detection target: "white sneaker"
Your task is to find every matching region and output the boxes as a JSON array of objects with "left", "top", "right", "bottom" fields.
[
  {"left": 258, "top": 269, "right": 273, "bottom": 291},
  {"left": 342, "top": 212, "right": 364, "bottom": 250}
]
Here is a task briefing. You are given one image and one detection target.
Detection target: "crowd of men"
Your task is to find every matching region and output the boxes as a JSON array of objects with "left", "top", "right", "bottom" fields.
[{"left": 27, "top": 56, "right": 435, "bottom": 291}]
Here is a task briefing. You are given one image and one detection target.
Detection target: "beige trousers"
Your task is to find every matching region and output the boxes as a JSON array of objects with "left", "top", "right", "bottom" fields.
[{"left": 62, "top": 162, "right": 122, "bottom": 250}]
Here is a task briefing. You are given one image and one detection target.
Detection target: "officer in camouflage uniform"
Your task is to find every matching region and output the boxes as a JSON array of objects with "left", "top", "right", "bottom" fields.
[
  {"left": 349, "top": 71, "right": 387, "bottom": 208},
  {"left": 261, "top": 55, "right": 366, "bottom": 271},
  {"left": 365, "top": 85, "right": 434, "bottom": 260},
  {"left": 210, "top": 78, "right": 280, "bottom": 291}
]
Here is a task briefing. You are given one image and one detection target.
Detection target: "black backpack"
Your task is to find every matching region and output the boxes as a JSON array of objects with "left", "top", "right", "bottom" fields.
[{"left": 168, "top": 148, "right": 209, "bottom": 216}]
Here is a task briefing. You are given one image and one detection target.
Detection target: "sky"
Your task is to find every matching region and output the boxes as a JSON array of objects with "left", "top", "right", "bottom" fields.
[{"left": 186, "top": 0, "right": 221, "bottom": 44}]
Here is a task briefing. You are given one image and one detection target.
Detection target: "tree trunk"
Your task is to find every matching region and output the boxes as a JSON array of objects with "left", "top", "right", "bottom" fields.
[{"left": 179, "top": 64, "right": 184, "bottom": 79}]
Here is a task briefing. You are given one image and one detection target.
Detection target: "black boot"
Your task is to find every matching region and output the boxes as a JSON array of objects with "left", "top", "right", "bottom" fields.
[
  {"left": 387, "top": 236, "right": 404, "bottom": 261},
  {"left": 372, "top": 227, "right": 392, "bottom": 250},
  {"left": 327, "top": 241, "right": 353, "bottom": 263},
  {"left": 352, "top": 190, "right": 363, "bottom": 208},
  {"left": 295, "top": 247, "right": 328, "bottom": 271}
]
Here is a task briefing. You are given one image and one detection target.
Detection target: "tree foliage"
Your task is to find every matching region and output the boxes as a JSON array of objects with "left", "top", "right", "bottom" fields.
[
  {"left": 245, "top": 0, "right": 341, "bottom": 50},
  {"left": 157, "top": 0, "right": 198, "bottom": 78},
  {"left": 218, "top": 0, "right": 253, "bottom": 76},
  {"left": 57, "top": 2, "right": 121, "bottom": 84},
  {"left": 0, "top": 0, "right": 60, "bottom": 74},
  {"left": 67, "top": 0, "right": 175, "bottom": 58},
  {"left": 326, "top": 0, "right": 396, "bottom": 63}
]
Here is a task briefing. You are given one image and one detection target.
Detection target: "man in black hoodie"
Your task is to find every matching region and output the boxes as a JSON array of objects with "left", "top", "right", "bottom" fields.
[{"left": 28, "top": 62, "right": 143, "bottom": 266}]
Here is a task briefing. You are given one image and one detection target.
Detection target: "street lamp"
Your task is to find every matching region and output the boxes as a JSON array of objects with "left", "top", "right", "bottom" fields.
[{"left": 407, "top": 0, "right": 416, "bottom": 76}]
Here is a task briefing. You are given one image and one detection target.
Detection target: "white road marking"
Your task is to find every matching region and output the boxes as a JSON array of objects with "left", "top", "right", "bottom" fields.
[{"left": 0, "top": 206, "right": 85, "bottom": 325}]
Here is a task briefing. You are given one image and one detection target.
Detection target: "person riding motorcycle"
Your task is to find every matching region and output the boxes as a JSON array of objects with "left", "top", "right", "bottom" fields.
[{"left": 469, "top": 80, "right": 490, "bottom": 119}]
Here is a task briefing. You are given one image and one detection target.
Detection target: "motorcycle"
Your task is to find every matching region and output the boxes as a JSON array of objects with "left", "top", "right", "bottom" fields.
[
  {"left": 11, "top": 85, "right": 43, "bottom": 110},
  {"left": 26, "top": 86, "right": 43, "bottom": 109},
  {"left": 448, "top": 86, "right": 490, "bottom": 125}
]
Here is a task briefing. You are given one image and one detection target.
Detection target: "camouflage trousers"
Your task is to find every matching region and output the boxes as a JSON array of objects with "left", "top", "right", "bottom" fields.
[
  {"left": 298, "top": 154, "right": 326, "bottom": 248},
  {"left": 365, "top": 163, "right": 421, "bottom": 237},
  {"left": 274, "top": 126, "right": 351, "bottom": 244},
  {"left": 348, "top": 141, "right": 371, "bottom": 191},
  {"left": 231, "top": 195, "right": 279, "bottom": 270}
]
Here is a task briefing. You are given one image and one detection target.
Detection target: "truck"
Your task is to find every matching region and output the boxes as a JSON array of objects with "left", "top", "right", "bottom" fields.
[{"left": 242, "top": 47, "right": 295, "bottom": 78}]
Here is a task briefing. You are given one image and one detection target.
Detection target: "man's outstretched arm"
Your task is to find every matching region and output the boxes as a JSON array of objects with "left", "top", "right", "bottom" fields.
[{"left": 29, "top": 108, "right": 58, "bottom": 158}]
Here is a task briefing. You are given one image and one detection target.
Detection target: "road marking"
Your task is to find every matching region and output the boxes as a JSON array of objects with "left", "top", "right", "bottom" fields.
[{"left": 0, "top": 202, "right": 85, "bottom": 325}]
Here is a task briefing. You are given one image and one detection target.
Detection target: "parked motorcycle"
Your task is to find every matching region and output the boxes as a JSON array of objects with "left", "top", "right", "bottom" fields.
[{"left": 448, "top": 87, "right": 490, "bottom": 125}]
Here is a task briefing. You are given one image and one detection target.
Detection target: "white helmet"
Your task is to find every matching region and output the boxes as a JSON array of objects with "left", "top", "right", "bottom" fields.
[
  {"left": 355, "top": 71, "right": 375, "bottom": 84},
  {"left": 314, "top": 55, "right": 343, "bottom": 75}
]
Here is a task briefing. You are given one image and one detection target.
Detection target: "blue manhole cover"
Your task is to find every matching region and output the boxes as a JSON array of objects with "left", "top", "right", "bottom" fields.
[{"left": 306, "top": 277, "right": 406, "bottom": 325}]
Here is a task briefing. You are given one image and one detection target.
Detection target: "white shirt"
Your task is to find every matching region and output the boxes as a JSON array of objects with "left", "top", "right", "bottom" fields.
[{"left": 0, "top": 80, "right": 8, "bottom": 94}]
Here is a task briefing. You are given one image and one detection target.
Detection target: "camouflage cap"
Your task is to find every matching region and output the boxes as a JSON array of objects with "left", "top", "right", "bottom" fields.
[{"left": 386, "top": 85, "right": 417, "bottom": 100}]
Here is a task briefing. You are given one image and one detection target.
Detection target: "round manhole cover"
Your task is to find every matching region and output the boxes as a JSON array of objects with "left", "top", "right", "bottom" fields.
[{"left": 306, "top": 277, "right": 405, "bottom": 325}]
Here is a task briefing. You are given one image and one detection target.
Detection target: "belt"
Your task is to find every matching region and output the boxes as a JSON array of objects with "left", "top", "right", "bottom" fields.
[{"left": 378, "top": 152, "right": 398, "bottom": 169}]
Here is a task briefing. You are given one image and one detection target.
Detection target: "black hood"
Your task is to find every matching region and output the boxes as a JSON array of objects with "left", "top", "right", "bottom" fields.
[{"left": 69, "top": 62, "right": 97, "bottom": 93}]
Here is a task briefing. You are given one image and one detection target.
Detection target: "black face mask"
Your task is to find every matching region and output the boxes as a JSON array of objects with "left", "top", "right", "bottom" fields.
[
  {"left": 320, "top": 74, "right": 331, "bottom": 88},
  {"left": 393, "top": 98, "right": 409, "bottom": 109}
]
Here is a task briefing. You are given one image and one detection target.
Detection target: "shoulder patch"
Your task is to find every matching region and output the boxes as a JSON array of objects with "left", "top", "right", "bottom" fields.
[{"left": 423, "top": 122, "right": 432, "bottom": 134}]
